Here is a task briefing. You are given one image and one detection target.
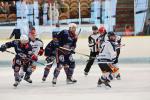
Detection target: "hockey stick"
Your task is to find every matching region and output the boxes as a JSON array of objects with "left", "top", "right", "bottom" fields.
[
  {"left": 59, "top": 47, "right": 90, "bottom": 57},
  {"left": 5, "top": 50, "right": 48, "bottom": 66},
  {"left": 117, "top": 44, "right": 125, "bottom": 48},
  {"left": 77, "top": 28, "right": 81, "bottom": 37}
]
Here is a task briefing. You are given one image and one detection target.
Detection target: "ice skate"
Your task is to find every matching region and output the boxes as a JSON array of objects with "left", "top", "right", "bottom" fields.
[
  {"left": 24, "top": 76, "right": 32, "bottom": 83},
  {"left": 42, "top": 77, "right": 46, "bottom": 82},
  {"left": 116, "top": 73, "right": 121, "bottom": 80},
  {"left": 84, "top": 71, "right": 88, "bottom": 76},
  {"left": 13, "top": 80, "right": 21, "bottom": 87},
  {"left": 66, "top": 77, "right": 77, "bottom": 84},
  {"left": 52, "top": 78, "right": 57, "bottom": 87}
]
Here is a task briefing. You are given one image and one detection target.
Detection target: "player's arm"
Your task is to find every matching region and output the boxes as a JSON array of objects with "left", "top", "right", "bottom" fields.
[
  {"left": 28, "top": 45, "right": 38, "bottom": 61},
  {"left": 9, "top": 30, "right": 15, "bottom": 39},
  {"left": 38, "top": 39, "right": 44, "bottom": 56},
  {"left": 107, "top": 42, "right": 116, "bottom": 61},
  {"left": 116, "top": 36, "right": 122, "bottom": 58},
  {"left": 44, "top": 43, "right": 52, "bottom": 57},
  {"left": 0, "top": 40, "right": 16, "bottom": 52},
  {"left": 88, "top": 36, "right": 95, "bottom": 47}
]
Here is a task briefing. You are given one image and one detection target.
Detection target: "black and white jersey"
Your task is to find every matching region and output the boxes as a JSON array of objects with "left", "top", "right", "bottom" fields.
[{"left": 88, "top": 33, "right": 101, "bottom": 52}]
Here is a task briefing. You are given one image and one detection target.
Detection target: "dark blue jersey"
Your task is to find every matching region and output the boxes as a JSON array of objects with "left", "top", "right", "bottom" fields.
[
  {"left": 57, "top": 30, "right": 77, "bottom": 48},
  {"left": 4, "top": 40, "right": 33, "bottom": 59},
  {"left": 44, "top": 40, "right": 59, "bottom": 57}
]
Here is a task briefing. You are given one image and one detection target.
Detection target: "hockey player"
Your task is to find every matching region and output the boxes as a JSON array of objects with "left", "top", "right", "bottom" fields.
[
  {"left": 42, "top": 31, "right": 60, "bottom": 81},
  {"left": 110, "top": 33, "right": 122, "bottom": 80},
  {"left": 97, "top": 32, "right": 119, "bottom": 88},
  {"left": 0, "top": 35, "right": 38, "bottom": 87},
  {"left": 19, "top": 27, "right": 44, "bottom": 82},
  {"left": 52, "top": 23, "right": 78, "bottom": 86},
  {"left": 84, "top": 25, "right": 101, "bottom": 76},
  {"left": 29, "top": 27, "right": 44, "bottom": 72}
]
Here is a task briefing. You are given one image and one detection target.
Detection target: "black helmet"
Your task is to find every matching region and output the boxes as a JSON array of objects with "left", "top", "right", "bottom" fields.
[
  {"left": 92, "top": 25, "right": 98, "bottom": 30},
  {"left": 108, "top": 31, "right": 115, "bottom": 37}
]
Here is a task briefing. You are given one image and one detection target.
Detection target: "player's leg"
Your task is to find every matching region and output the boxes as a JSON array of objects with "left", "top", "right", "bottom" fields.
[
  {"left": 12, "top": 59, "right": 22, "bottom": 87},
  {"left": 63, "top": 64, "right": 69, "bottom": 77},
  {"left": 110, "top": 64, "right": 120, "bottom": 80},
  {"left": 24, "top": 62, "right": 33, "bottom": 83},
  {"left": 52, "top": 63, "right": 63, "bottom": 86},
  {"left": 19, "top": 66, "right": 25, "bottom": 79},
  {"left": 66, "top": 54, "right": 77, "bottom": 84},
  {"left": 52, "top": 50, "right": 64, "bottom": 86},
  {"left": 97, "top": 64, "right": 112, "bottom": 88},
  {"left": 84, "top": 52, "right": 96, "bottom": 75},
  {"left": 42, "top": 57, "right": 55, "bottom": 81}
]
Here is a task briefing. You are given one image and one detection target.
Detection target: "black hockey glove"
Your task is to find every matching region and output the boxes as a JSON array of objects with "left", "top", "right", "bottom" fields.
[
  {"left": 0, "top": 45, "right": 7, "bottom": 52},
  {"left": 70, "top": 49, "right": 75, "bottom": 54}
]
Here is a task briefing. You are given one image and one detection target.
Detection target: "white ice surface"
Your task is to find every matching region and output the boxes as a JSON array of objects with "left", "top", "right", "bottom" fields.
[{"left": 0, "top": 64, "right": 150, "bottom": 100}]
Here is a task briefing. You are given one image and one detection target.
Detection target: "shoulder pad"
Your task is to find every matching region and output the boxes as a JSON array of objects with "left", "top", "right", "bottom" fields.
[
  {"left": 13, "top": 40, "right": 20, "bottom": 44},
  {"left": 61, "top": 30, "right": 69, "bottom": 34}
]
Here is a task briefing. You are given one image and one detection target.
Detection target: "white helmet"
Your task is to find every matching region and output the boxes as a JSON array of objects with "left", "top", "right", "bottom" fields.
[
  {"left": 68, "top": 23, "right": 77, "bottom": 28},
  {"left": 20, "top": 35, "right": 29, "bottom": 44}
]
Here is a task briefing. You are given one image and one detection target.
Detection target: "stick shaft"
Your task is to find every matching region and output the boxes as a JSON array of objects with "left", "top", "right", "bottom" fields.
[{"left": 5, "top": 50, "right": 46, "bottom": 66}]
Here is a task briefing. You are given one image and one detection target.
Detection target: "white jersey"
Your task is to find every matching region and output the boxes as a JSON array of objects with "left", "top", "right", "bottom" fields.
[
  {"left": 97, "top": 41, "right": 116, "bottom": 63},
  {"left": 29, "top": 38, "right": 43, "bottom": 56}
]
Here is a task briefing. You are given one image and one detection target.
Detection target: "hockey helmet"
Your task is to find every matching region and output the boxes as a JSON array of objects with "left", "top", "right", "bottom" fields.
[
  {"left": 108, "top": 31, "right": 116, "bottom": 41},
  {"left": 68, "top": 23, "right": 77, "bottom": 28},
  {"left": 108, "top": 31, "right": 115, "bottom": 37},
  {"left": 20, "top": 35, "right": 29, "bottom": 44},
  {"left": 30, "top": 27, "right": 37, "bottom": 36},
  {"left": 92, "top": 25, "right": 98, "bottom": 30},
  {"left": 98, "top": 26, "right": 106, "bottom": 33}
]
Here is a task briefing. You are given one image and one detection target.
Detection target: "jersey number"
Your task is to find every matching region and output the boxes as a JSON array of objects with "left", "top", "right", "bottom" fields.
[{"left": 100, "top": 45, "right": 105, "bottom": 53}]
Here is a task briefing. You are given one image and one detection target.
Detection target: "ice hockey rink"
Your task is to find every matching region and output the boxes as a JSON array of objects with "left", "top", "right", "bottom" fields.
[{"left": 0, "top": 37, "right": 150, "bottom": 100}]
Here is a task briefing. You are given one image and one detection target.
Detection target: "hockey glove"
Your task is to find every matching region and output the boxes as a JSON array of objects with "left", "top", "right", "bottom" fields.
[
  {"left": 114, "top": 57, "right": 118, "bottom": 64},
  {"left": 38, "top": 49, "right": 44, "bottom": 56},
  {"left": 70, "top": 49, "right": 75, "bottom": 54},
  {"left": 0, "top": 45, "right": 6, "bottom": 52},
  {"left": 31, "top": 55, "right": 38, "bottom": 61}
]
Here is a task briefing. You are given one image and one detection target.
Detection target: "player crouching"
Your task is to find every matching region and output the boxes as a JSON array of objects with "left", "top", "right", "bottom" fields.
[{"left": 0, "top": 35, "right": 38, "bottom": 87}]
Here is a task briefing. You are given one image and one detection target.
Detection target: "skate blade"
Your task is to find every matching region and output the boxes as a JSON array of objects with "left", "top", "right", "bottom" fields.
[
  {"left": 116, "top": 77, "right": 121, "bottom": 80},
  {"left": 101, "top": 81, "right": 111, "bottom": 88},
  {"left": 13, "top": 85, "right": 18, "bottom": 88},
  {"left": 104, "top": 84, "right": 111, "bottom": 88},
  {"left": 13, "top": 83, "right": 20, "bottom": 88},
  {"left": 105, "top": 85, "right": 111, "bottom": 89},
  {"left": 52, "top": 84, "right": 56, "bottom": 87},
  {"left": 97, "top": 84, "right": 102, "bottom": 87},
  {"left": 41, "top": 80, "right": 46, "bottom": 83},
  {"left": 24, "top": 80, "right": 32, "bottom": 83},
  {"left": 66, "top": 81, "right": 77, "bottom": 84},
  {"left": 84, "top": 75, "right": 88, "bottom": 77}
]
